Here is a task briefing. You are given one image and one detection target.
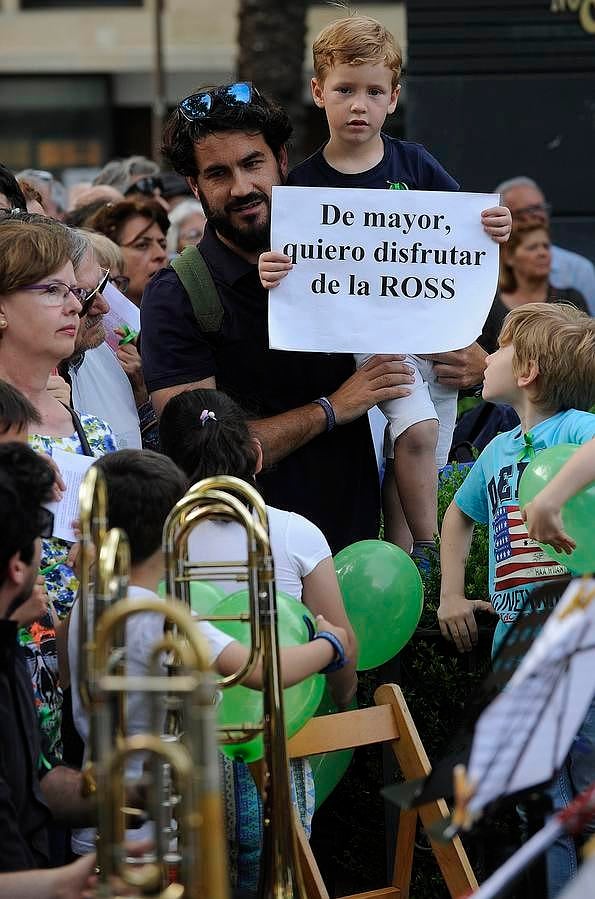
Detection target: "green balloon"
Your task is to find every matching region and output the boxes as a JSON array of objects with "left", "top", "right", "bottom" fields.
[
  {"left": 309, "top": 686, "right": 356, "bottom": 809},
  {"left": 157, "top": 579, "right": 225, "bottom": 616},
  {"left": 518, "top": 443, "right": 595, "bottom": 575},
  {"left": 334, "top": 540, "right": 423, "bottom": 670},
  {"left": 213, "top": 590, "right": 325, "bottom": 762}
]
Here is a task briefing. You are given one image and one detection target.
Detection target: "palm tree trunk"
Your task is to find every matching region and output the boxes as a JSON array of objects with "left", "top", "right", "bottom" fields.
[{"left": 237, "top": 0, "right": 309, "bottom": 161}]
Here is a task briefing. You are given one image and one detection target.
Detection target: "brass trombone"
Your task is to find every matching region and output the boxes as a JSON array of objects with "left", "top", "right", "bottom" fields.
[
  {"left": 76, "top": 467, "right": 229, "bottom": 898},
  {"left": 163, "top": 476, "right": 307, "bottom": 899}
]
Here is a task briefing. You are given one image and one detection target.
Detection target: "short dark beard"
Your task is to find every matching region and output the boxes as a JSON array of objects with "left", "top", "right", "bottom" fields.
[{"left": 201, "top": 190, "right": 271, "bottom": 254}]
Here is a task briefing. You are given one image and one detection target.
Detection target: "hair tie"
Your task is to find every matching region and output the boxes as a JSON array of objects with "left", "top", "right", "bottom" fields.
[{"left": 200, "top": 409, "right": 217, "bottom": 426}]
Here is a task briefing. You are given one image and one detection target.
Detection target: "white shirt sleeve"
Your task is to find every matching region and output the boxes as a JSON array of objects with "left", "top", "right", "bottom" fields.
[
  {"left": 197, "top": 619, "right": 234, "bottom": 663},
  {"left": 284, "top": 511, "right": 332, "bottom": 578}
]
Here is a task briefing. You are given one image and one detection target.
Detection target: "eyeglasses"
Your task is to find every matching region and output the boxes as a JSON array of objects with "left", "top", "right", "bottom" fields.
[
  {"left": 20, "top": 280, "right": 86, "bottom": 307},
  {"left": 178, "top": 82, "right": 260, "bottom": 122},
  {"left": 125, "top": 176, "right": 164, "bottom": 198},
  {"left": 109, "top": 274, "right": 130, "bottom": 294},
  {"left": 513, "top": 202, "right": 552, "bottom": 218},
  {"left": 38, "top": 507, "right": 55, "bottom": 539},
  {"left": 78, "top": 268, "right": 110, "bottom": 318}
]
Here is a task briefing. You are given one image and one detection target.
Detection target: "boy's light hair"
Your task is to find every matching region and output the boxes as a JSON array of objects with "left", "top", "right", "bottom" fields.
[
  {"left": 313, "top": 15, "right": 402, "bottom": 88},
  {"left": 499, "top": 303, "right": 595, "bottom": 412}
]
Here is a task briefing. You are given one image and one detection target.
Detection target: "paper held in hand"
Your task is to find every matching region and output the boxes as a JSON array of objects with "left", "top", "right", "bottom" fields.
[
  {"left": 46, "top": 448, "right": 95, "bottom": 543},
  {"left": 268, "top": 186, "right": 499, "bottom": 354},
  {"left": 102, "top": 282, "right": 141, "bottom": 354}
]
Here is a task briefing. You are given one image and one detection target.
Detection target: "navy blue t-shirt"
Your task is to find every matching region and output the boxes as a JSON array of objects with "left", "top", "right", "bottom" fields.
[{"left": 287, "top": 133, "right": 459, "bottom": 192}]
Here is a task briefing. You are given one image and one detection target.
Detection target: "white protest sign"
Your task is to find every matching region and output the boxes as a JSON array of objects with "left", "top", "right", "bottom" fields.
[{"left": 268, "top": 187, "right": 499, "bottom": 354}]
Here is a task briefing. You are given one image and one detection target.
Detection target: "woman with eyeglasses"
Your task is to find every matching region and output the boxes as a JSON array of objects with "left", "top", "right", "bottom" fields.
[
  {"left": 0, "top": 218, "right": 117, "bottom": 776},
  {"left": 88, "top": 198, "right": 169, "bottom": 306}
]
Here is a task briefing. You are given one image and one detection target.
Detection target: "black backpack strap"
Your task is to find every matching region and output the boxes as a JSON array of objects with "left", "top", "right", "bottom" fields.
[{"left": 170, "top": 246, "right": 224, "bottom": 333}]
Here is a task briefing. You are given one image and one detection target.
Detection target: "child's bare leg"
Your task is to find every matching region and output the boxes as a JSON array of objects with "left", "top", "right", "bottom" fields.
[
  {"left": 381, "top": 466, "right": 412, "bottom": 552},
  {"left": 393, "top": 419, "right": 439, "bottom": 544}
]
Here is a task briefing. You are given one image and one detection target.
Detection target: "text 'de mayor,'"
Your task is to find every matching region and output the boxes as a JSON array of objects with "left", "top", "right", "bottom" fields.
[{"left": 268, "top": 186, "right": 499, "bottom": 354}]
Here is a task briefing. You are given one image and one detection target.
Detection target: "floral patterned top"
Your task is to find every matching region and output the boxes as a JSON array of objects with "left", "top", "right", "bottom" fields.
[{"left": 23, "top": 413, "right": 116, "bottom": 770}]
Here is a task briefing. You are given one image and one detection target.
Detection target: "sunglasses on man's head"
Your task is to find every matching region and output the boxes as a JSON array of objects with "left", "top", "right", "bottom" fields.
[{"left": 178, "top": 82, "right": 260, "bottom": 122}]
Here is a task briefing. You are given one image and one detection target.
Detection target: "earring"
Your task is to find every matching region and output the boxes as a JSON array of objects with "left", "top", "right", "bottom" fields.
[{"left": 0, "top": 319, "right": 7, "bottom": 329}]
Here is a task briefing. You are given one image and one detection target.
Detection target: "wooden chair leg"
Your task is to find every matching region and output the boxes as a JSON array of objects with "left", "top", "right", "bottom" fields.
[
  {"left": 294, "top": 813, "right": 330, "bottom": 899},
  {"left": 392, "top": 808, "right": 417, "bottom": 899},
  {"left": 375, "top": 683, "right": 478, "bottom": 898}
]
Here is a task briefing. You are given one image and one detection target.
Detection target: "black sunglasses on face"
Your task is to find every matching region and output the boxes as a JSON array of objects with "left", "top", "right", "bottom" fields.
[
  {"left": 78, "top": 268, "right": 110, "bottom": 318},
  {"left": 125, "top": 176, "right": 164, "bottom": 198},
  {"left": 178, "top": 82, "right": 260, "bottom": 122}
]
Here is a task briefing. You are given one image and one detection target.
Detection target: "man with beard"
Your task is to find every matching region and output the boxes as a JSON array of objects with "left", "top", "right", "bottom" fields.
[
  {"left": 60, "top": 229, "right": 155, "bottom": 450},
  {"left": 141, "top": 84, "right": 415, "bottom": 553},
  {"left": 0, "top": 444, "right": 96, "bottom": 871}
]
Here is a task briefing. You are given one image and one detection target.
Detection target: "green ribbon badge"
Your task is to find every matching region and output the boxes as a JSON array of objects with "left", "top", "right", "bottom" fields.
[
  {"left": 387, "top": 181, "right": 409, "bottom": 190},
  {"left": 517, "top": 432, "right": 537, "bottom": 462},
  {"left": 118, "top": 325, "right": 139, "bottom": 346}
]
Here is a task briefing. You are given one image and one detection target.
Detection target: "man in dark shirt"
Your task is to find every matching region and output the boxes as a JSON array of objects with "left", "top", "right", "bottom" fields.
[
  {"left": 141, "top": 84, "right": 416, "bottom": 553},
  {"left": 0, "top": 444, "right": 56, "bottom": 870}
]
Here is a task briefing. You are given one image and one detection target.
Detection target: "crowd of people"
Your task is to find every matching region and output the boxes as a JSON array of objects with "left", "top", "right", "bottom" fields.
[{"left": 0, "top": 12, "right": 593, "bottom": 899}]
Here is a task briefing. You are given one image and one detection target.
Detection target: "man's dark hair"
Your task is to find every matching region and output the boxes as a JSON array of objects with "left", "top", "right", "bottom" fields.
[
  {"left": 161, "top": 86, "right": 293, "bottom": 179},
  {"left": 0, "top": 443, "right": 55, "bottom": 582},
  {"left": 0, "top": 164, "right": 27, "bottom": 211},
  {"left": 0, "top": 381, "right": 41, "bottom": 434},
  {"left": 159, "top": 388, "right": 258, "bottom": 484},
  {"left": 92, "top": 450, "right": 187, "bottom": 565}
]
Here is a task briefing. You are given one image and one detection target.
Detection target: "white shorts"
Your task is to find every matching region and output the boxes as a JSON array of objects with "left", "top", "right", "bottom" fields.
[{"left": 355, "top": 353, "right": 458, "bottom": 469}]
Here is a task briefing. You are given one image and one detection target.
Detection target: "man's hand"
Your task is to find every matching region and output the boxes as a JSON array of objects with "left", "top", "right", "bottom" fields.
[
  {"left": 329, "top": 355, "right": 414, "bottom": 425},
  {"left": 430, "top": 342, "right": 487, "bottom": 390},
  {"left": 258, "top": 250, "right": 292, "bottom": 290},
  {"left": 115, "top": 331, "right": 149, "bottom": 406},
  {"left": 438, "top": 593, "right": 496, "bottom": 653},
  {"left": 521, "top": 499, "right": 575, "bottom": 555},
  {"left": 481, "top": 206, "right": 512, "bottom": 243}
]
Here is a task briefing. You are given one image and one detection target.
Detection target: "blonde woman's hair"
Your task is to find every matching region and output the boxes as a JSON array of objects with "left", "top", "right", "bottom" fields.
[
  {"left": 313, "top": 15, "right": 402, "bottom": 88},
  {"left": 499, "top": 302, "right": 595, "bottom": 412},
  {"left": 84, "top": 230, "right": 125, "bottom": 273}
]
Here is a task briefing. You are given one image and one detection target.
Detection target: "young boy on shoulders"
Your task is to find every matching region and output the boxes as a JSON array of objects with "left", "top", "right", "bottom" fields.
[
  {"left": 438, "top": 302, "right": 595, "bottom": 655},
  {"left": 259, "top": 14, "right": 511, "bottom": 569}
]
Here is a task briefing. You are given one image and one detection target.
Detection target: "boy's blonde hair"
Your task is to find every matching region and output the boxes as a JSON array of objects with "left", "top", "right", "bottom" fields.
[
  {"left": 499, "top": 302, "right": 595, "bottom": 412},
  {"left": 313, "top": 15, "right": 402, "bottom": 88}
]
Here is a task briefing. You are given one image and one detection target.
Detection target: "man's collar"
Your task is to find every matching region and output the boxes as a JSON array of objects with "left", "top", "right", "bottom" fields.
[{"left": 200, "top": 222, "right": 259, "bottom": 285}]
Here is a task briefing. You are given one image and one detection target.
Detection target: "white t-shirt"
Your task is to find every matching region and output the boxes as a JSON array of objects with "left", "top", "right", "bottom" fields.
[
  {"left": 71, "top": 342, "right": 142, "bottom": 450},
  {"left": 69, "top": 584, "right": 233, "bottom": 855},
  {"left": 187, "top": 505, "right": 331, "bottom": 600}
]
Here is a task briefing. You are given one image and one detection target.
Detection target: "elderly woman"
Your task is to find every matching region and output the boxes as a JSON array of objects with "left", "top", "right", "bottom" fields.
[
  {"left": 166, "top": 198, "right": 206, "bottom": 256},
  {"left": 0, "top": 217, "right": 116, "bottom": 767},
  {"left": 480, "top": 223, "right": 589, "bottom": 353},
  {"left": 88, "top": 199, "right": 169, "bottom": 305}
]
